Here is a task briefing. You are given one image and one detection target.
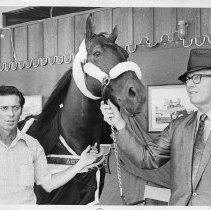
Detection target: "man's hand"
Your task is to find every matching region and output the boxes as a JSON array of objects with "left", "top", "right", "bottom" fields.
[
  {"left": 77, "top": 143, "right": 98, "bottom": 169},
  {"left": 41, "top": 142, "right": 100, "bottom": 192},
  {"left": 100, "top": 99, "right": 126, "bottom": 131}
]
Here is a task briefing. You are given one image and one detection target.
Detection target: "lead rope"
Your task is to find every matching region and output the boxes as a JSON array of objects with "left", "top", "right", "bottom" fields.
[
  {"left": 101, "top": 77, "right": 127, "bottom": 205},
  {"left": 101, "top": 77, "right": 145, "bottom": 205},
  {"left": 111, "top": 122, "right": 146, "bottom": 205},
  {"left": 110, "top": 125, "right": 127, "bottom": 205}
]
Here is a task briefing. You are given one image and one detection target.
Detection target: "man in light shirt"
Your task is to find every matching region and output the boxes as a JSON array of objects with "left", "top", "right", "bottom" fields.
[
  {"left": 0, "top": 85, "right": 100, "bottom": 204},
  {"left": 100, "top": 48, "right": 211, "bottom": 205}
]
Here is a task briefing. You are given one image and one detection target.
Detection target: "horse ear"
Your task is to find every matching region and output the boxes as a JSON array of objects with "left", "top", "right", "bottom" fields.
[
  {"left": 86, "top": 13, "right": 95, "bottom": 39},
  {"left": 109, "top": 25, "right": 118, "bottom": 43}
]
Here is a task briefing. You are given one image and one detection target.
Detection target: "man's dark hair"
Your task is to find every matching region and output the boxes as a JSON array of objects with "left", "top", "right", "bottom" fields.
[{"left": 0, "top": 85, "right": 25, "bottom": 108}]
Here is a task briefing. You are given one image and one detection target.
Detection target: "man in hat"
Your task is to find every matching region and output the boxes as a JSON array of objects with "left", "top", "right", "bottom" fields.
[{"left": 100, "top": 48, "right": 211, "bottom": 205}]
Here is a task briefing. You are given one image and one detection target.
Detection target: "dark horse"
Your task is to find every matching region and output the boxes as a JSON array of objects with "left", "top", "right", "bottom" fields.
[{"left": 18, "top": 14, "right": 146, "bottom": 205}]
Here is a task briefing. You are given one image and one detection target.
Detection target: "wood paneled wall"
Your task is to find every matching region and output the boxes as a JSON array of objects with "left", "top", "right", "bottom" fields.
[{"left": 1, "top": 7, "right": 211, "bottom": 64}]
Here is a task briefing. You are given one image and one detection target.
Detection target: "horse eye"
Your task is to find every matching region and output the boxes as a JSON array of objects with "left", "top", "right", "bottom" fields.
[{"left": 93, "top": 52, "right": 101, "bottom": 57}]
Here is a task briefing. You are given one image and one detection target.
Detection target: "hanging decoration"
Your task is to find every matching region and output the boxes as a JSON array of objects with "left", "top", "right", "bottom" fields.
[
  {"left": 0, "top": 54, "right": 73, "bottom": 71},
  {"left": 126, "top": 32, "right": 211, "bottom": 53},
  {"left": 0, "top": 28, "right": 211, "bottom": 71}
]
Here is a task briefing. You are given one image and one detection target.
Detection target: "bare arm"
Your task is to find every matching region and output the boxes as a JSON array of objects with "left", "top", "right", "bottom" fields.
[{"left": 41, "top": 145, "right": 98, "bottom": 192}]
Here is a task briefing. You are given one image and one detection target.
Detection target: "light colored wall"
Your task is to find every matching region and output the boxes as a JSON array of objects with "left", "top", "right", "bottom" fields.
[{"left": 0, "top": 6, "right": 23, "bottom": 27}]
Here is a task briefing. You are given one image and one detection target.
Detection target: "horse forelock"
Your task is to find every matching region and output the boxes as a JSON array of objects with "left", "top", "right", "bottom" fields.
[
  {"left": 105, "top": 42, "right": 128, "bottom": 61},
  {"left": 86, "top": 34, "right": 128, "bottom": 61},
  {"left": 28, "top": 111, "right": 61, "bottom": 154}
]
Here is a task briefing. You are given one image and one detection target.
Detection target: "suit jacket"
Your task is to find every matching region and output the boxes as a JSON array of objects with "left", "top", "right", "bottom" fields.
[{"left": 117, "top": 111, "right": 211, "bottom": 205}]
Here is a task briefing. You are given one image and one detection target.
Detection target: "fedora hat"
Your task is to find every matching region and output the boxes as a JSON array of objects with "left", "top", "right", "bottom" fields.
[{"left": 178, "top": 48, "right": 211, "bottom": 82}]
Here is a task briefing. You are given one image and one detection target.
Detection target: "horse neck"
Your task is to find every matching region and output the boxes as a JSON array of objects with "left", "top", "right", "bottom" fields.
[{"left": 60, "top": 78, "right": 102, "bottom": 154}]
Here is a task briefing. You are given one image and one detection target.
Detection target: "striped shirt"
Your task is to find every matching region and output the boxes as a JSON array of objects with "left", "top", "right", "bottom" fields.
[{"left": 0, "top": 129, "right": 51, "bottom": 204}]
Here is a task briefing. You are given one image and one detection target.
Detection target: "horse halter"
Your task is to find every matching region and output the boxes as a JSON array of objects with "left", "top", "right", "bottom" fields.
[{"left": 72, "top": 39, "right": 142, "bottom": 100}]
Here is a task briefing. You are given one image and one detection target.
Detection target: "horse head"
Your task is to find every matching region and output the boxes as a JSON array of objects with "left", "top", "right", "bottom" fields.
[
  {"left": 25, "top": 13, "right": 146, "bottom": 155},
  {"left": 77, "top": 14, "right": 146, "bottom": 115}
]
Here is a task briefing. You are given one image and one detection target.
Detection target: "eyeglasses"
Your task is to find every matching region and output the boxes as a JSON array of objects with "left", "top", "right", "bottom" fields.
[{"left": 184, "top": 74, "right": 211, "bottom": 84}]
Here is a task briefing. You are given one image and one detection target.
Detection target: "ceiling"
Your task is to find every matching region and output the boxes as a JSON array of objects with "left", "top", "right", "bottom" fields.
[{"left": 3, "top": 6, "right": 99, "bottom": 26}]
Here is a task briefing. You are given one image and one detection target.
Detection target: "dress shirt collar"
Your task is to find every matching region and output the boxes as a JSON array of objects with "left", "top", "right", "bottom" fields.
[
  {"left": 0, "top": 129, "right": 28, "bottom": 148},
  {"left": 197, "top": 109, "right": 211, "bottom": 121}
]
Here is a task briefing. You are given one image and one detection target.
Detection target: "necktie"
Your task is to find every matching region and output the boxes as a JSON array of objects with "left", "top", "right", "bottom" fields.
[{"left": 192, "top": 114, "right": 208, "bottom": 184}]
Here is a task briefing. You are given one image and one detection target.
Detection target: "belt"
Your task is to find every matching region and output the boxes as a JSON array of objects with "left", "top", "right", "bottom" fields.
[
  {"left": 47, "top": 154, "right": 105, "bottom": 174},
  {"left": 47, "top": 155, "right": 104, "bottom": 166},
  {"left": 47, "top": 156, "right": 79, "bottom": 165}
]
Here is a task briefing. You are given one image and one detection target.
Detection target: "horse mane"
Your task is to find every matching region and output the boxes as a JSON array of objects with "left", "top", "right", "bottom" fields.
[
  {"left": 27, "top": 68, "right": 72, "bottom": 153},
  {"left": 38, "top": 68, "right": 72, "bottom": 125}
]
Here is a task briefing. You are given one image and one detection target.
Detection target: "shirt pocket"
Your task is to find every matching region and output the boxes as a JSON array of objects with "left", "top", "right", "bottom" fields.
[{"left": 19, "top": 164, "right": 34, "bottom": 189}]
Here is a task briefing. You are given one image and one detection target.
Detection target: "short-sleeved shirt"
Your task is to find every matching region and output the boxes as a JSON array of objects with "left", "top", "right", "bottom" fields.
[{"left": 0, "top": 129, "right": 51, "bottom": 204}]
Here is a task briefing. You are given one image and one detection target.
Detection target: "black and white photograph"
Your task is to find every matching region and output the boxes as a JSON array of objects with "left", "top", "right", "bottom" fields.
[
  {"left": 148, "top": 85, "right": 197, "bottom": 132},
  {"left": 0, "top": 0, "right": 211, "bottom": 208}
]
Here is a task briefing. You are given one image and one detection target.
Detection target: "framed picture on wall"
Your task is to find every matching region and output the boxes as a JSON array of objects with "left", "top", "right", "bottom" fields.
[
  {"left": 20, "top": 95, "right": 42, "bottom": 121},
  {"left": 148, "top": 85, "right": 197, "bottom": 132}
]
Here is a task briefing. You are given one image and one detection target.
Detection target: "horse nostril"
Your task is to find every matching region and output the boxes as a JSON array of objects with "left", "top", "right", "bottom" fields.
[
  {"left": 117, "top": 97, "right": 122, "bottom": 103},
  {"left": 129, "top": 87, "right": 136, "bottom": 97}
]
